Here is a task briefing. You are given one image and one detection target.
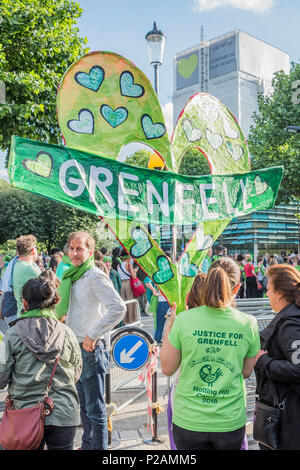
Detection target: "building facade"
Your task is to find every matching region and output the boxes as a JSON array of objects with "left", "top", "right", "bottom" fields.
[
  {"left": 215, "top": 205, "right": 300, "bottom": 258},
  {"left": 173, "top": 30, "right": 290, "bottom": 138}
]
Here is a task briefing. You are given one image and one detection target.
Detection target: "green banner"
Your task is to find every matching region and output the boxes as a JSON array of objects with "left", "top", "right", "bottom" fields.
[{"left": 9, "top": 136, "right": 283, "bottom": 227}]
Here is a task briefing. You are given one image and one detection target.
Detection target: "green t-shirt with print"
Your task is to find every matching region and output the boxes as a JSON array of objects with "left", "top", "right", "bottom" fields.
[
  {"left": 13, "top": 261, "right": 41, "bottom": 317},
  {"left": 168, "top": 305, "right": 260, "bottom": 432}
]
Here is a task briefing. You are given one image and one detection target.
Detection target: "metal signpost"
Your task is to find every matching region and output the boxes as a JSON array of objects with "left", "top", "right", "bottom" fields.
[{"left": 107, "top": 326, "right": 164, "bottom": 447}]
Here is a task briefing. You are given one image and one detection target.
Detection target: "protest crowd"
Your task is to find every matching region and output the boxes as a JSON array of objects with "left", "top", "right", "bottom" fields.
[{"left": 0, "top": 233, "right": 300, "bottom": 451}]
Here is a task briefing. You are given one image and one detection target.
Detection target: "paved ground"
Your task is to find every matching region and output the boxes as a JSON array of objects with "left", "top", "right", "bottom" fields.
[{"left": 0, "top": 315, "right": 259, "bottom": 451}]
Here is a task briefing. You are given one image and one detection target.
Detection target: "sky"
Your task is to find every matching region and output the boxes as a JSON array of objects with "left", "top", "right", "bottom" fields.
[{"left": 1, "top": 0, "right": 300, "bottom": 179}]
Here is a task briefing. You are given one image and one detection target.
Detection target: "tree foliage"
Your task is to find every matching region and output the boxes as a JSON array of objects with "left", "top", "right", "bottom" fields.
[
  {"left": 178, "top": 147, "right": 211, "bottom": 176},
  {"left": 0, "top": 0, "right": 88, "bottom": 163},
  {"left": 124, "top": 148, "right": 152, "bottom": 168},
  {"left": 248, "top": 62, "right": 300, "bottom": 204},
  {"left": 0, "top": 187, "right": 102, "bottom": 251}
]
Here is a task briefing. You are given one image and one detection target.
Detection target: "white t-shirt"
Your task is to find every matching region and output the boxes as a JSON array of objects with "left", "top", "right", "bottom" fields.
[{"left": 117, "top": 261, "right": 132, "bottom": 280}]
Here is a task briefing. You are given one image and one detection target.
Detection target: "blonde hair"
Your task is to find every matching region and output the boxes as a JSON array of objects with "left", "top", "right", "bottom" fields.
[
  {"left": 202, "top": 257, "right": 241, "bottom": 308},
  {"left": 187, "top": 273, "right": 206, "bottom": 309}
]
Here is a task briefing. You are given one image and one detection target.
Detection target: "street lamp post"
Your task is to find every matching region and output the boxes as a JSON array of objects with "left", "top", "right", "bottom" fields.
[{"left": 145, "top": 21, "right": 166, "bottom": 96}]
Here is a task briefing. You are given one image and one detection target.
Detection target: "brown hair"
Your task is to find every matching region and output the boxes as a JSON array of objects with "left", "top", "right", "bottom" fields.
[
  {"left": 267, "top": 265, "right": 300, "bottom": 308},
  {"left": 187, "top": 273, "right": 206, "bottom": 309},
  {"left": 95, "top": 260, "right": 109, "bottom": 276},
  {"left": 16, "top": 235, "right": 37, "bottom": 256},
  {"left": 202, "top": 257, "right": 241, "bottom": 308},
  {"left": 67, "top": 231, "right": 95, "bottom": 251}
]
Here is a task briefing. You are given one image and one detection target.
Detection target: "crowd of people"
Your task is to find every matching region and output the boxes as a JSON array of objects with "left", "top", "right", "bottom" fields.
[{"left": 0, "top": 235, "right": 299, "bottom": 451}]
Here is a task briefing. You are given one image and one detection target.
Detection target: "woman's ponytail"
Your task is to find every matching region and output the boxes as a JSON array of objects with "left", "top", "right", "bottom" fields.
[{"left": 202, "top": 257, "right": 241, "bottom": 308}]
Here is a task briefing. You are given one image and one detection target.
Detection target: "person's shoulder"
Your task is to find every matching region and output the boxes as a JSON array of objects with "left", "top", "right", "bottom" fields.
[
  {"left": 85, "top": 266, "right": 110, "bottom": 282},
  {"left": 229, "top": 306, "right": 258, "bottom": 328}
]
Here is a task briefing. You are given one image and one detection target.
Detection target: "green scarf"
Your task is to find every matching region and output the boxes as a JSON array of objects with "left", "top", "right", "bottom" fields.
[
  {"left": 20, "top": 308, "right": 58, "bottom": 321},
  {"left": 56, "top": 255, "right": 95, "bottom": 318},
  {"left": 62, "top": 254, "right": 72, "bottom": 265}
]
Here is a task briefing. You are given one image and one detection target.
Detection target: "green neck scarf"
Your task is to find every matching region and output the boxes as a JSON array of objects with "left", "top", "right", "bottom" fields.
[
  {"left": 20, "top": 308, "right": 58, "bottom": 321},
  {"left": 56, "top": 255, "right": 95, "bottom": 318},
  {"left": 62, "top": 255, "right": 72, "bottom": 265}
]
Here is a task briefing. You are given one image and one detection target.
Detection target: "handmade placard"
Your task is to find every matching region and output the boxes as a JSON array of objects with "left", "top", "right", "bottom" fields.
[{"left": 8, "top": 51, "right": 283, "bottom": 313}]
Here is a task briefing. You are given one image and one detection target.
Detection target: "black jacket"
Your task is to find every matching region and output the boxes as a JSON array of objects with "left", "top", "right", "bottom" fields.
[{"left": 254, "top": 303, "right": 300, "bottom": 450}]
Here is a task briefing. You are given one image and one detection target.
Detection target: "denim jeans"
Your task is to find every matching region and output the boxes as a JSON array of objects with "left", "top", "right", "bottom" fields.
[
  {"left": 76, "top": 341, "right": 110, "bottom": 450},
  {"left": 154, "top": 301, "right": 169, "bottom": 344},
  {"left": 36, "top": 425, "right": 76, "bottom": 450},
  {"left": 172, "top": 422, "right": 246, "bottom": 450}
]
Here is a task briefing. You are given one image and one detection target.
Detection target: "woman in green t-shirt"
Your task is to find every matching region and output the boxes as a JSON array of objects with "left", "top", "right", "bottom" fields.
[{"left": 160, "top": 257, "right": 260, "bottom": 451}]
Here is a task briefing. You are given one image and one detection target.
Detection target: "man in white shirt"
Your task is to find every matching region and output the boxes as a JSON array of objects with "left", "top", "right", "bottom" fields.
[{"left": 58, "top": 231, "right": 126, "bottom": 450}]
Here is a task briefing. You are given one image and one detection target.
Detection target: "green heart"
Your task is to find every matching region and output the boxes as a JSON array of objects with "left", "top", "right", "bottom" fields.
[
  {"left": 179, "top": 252, "right": 198, "bottom": 277},
  {"left": 177, "top": 54, "right": 198, "bottom": 79},
  {"left": 255, "top": 176, "right": 268, "bottom": 195},
  {"left": 23, "top": 152, "right": 52, "bottom": 178},
  {"left": 130, "top": 227, "right": 152, "bottom": 258},
  {"left": 153, "top": 256, "right": 174, "bottom": 284}
]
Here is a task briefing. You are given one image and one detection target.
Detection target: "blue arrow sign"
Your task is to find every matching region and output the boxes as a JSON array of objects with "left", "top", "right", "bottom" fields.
[{"left": 112, "top": 334, "right": 149, "bottom": 371}]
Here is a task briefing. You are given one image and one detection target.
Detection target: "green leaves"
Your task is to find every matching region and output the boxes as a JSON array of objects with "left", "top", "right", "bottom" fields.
[
  {"left": 248, "top": 62, "right": 300, "bottom": 204},
  {"left": 0, "top": 185, "right": 100, "bottom": 251},
  {"left": 0, "top": 0, "right": 89, "bottom": 162}
]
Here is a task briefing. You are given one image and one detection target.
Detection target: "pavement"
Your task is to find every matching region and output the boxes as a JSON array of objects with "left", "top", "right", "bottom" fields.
[{"left": 0, "top": 315, "right": 259, "bottom": 451}]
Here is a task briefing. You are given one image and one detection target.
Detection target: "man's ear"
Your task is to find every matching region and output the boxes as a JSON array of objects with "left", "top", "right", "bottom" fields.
[{"left": 23, "top": 299, "right": 29, "bottom": 311}]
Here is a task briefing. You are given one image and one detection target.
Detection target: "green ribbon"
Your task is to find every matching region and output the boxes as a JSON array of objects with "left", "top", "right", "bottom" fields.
[{"left": 56, "top": 255, "right": 95, "bottom": 318}]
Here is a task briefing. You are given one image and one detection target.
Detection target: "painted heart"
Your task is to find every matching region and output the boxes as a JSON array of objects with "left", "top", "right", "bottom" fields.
[
  {"left": 226, "top": 141, "right": 244, "bottom": 161},
  {"left": 153, "top": 256, "right": 174, "bottom": 284},
  {"left": 120, "top": 71, "right": 144, "bottom": 98},
  {"left": 255, "top": 176, "right": 268, "bottom": 195},
  {"left": 182, "top": 118, "right": 202, "bottom": 142},
  {"left": 130, "top": 227, "right": 152, "bottom": 258},
  {"left": 179, "top": 252, "right": 198, "bottom": 277},
  {"left": 205, "top": 128, "right": 223, "bottom": 150},
  {"left": 101, "top": 105, "right": 128, "bottom": 128},
  {"left": 141, "top": 114, "right": 166, "bottom": 140},
  {"left": 67, "top": 108, "right": 94, "bottom": 134},
  {"left": 195, "top": 227, "right": 214, "bottom": 252},
  {"left": 22, "top": 152, "right": 52, "bottom": 178},
  {"left": 177, "top": 54, "right": 198, "bottom": 79},
  {"left": 223, "top": 116, "right": 239, "bottom": 139},
  {"left": 202, "top": 102, "right": 219, "bottom": 123},
  {"left": 74, "top": 65, "right": 104, "bottom": 92}
]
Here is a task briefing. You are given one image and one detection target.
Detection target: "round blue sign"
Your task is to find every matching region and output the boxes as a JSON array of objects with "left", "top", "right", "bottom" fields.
[{"left": 112, "top": 334, "right": 149, "bottom": 371}]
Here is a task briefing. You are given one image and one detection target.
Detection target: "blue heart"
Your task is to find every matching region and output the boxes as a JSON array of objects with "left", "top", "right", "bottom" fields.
[
  {"left": 179, "top": 252, "right": 198, "bottom": 277},
  {"left": 101, "top": 105, "right": 128, "bottom": 128},
  {"left": 141, "top": 114, "right": 166, "bottom": 140},
  {"left": 153, "top": 256, "right": 174, "bottom": 284},
  {"left": 74, "top": 66, "right": 104, "bottom": 92},
  {"left": 130, "top": 227, "right": 152, "bottom": 258},
  {"left": 120, "top": 71, "right": 144, "bottom": 98}
]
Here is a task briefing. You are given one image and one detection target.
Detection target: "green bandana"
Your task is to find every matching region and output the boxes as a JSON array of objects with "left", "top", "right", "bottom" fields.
[
  {"left": 20, "top": 308, "right": 58, "bottom": 321},
  {"left": 56, "top": 255, "right": 95, "bottom": 318}
]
